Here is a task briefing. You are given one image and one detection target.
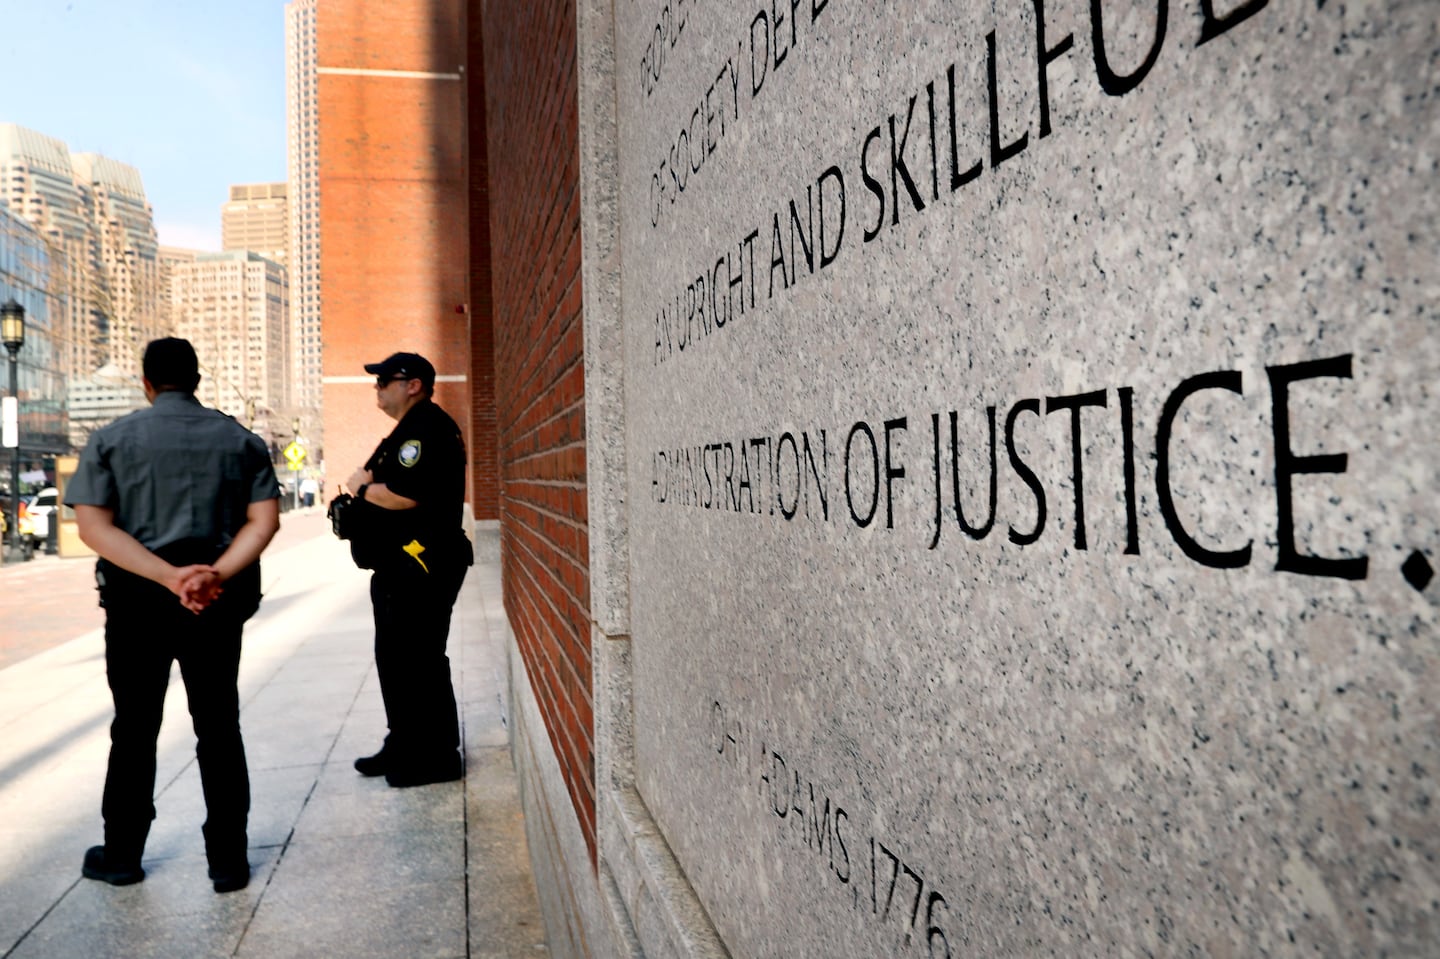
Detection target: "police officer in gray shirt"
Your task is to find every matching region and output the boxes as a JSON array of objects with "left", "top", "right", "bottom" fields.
[{"left": 66, "top": 338, "right": 281, "bottom": 894}]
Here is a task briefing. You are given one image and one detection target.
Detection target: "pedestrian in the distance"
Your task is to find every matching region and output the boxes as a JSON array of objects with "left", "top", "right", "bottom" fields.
[
  {"left": 300, "top": 475, "right": 319, "bottom": 508},
  {"left": 344, "top": 351, "right": 473, "bottom": 787},
  {"left": 67, "top": 337, "right": 281, "bottom": 893}
]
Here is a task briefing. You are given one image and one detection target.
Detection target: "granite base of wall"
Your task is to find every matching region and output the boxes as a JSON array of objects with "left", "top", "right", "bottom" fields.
[
  {"left": 511, "top": 624, "right": 736, "bottom": 958},
  {"left": 509, "top": 627, "right": 610, "bottom": 958},
  {"left": 599, "top": 785, "right": 734, "bottom": 959},
  {"left": 595, "top": 632, "right": 733, "bottom": 959}
]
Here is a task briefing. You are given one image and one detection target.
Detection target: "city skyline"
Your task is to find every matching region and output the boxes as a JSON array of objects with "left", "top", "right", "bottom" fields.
[
  {"left": 0, "top": 1, "right": 288, "bottom": 251},
  {"left": 1, "top": 121, "right": 300, "bottom": 458}
]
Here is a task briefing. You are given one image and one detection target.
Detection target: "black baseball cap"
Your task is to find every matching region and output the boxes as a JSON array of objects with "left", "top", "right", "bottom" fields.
[{"left": 364, "top": 352, "right": 436, "bottom": 389}]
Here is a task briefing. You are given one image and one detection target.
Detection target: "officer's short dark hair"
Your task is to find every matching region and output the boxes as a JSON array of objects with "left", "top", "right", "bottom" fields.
[{"left": 143, "top": 337, "right": 201, "bottom": 393}]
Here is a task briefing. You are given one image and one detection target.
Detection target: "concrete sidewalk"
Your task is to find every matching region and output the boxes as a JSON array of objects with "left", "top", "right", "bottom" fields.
[{"left": 0, "top": 522, "right": 547, "bottom": 958}]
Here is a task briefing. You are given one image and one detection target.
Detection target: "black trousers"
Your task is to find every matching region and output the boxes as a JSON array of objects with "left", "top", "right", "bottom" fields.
[
  {"left": 98, "top": 556, "right": 259, "bottom": 868},
  {"left": 370, "top": 562, "right": 466, "bottom": 765}
]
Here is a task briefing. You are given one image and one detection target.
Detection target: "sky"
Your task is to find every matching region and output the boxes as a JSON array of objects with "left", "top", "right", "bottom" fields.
[{"left": 0, "top": 0, "right": 288, "bottom": 251}]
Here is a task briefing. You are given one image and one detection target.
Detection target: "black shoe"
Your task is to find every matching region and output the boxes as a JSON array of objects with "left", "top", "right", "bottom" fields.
[
  {"left": 82, "top": 845, "right": 144, "bottom": 886},
  {"left": 385, "top": 754, "right": 463, "bottom": 788},
  {"left": 209, "top": 862, "right": 250, "bottom": 894},
  {"left": 354, "top": 748, "right": 389, "bottom": 777}
]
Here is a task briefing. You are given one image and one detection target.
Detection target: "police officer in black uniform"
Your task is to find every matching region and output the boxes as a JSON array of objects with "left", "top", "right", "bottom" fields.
[
  {"left": 67, "top": 338, "right": 281, "bottom": 893},
  {"left": 346, "top": 352, "right": 473, "bottom": 787}
]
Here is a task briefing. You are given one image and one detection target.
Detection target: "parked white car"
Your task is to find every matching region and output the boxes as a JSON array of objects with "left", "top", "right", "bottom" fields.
[{"left": 26, "top": 487, "right": 57, "bottom": 544}]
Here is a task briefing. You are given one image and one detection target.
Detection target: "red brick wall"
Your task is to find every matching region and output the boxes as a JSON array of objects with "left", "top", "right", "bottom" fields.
[
  {"left": 319, "top": 0, "right": 472, "bottom": 494},
  {"left": 466, "top": 12, "right": 498, "bottom": 520},
  {"left": 472, "top": 0, "right": 594, "bottom": 857}
]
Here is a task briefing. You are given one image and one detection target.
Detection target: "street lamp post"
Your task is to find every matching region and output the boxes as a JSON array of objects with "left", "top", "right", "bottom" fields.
[
  {"left": 291, "top": 418, "right": 302, "bottom": 511},
  {"left": 1, "top": 300, "right": 25, "bottom": 565}
]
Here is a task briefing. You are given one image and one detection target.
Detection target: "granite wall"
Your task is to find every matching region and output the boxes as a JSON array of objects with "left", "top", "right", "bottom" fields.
[{"left": 576, "top": 0, "right": 1438, "bottom": 955}]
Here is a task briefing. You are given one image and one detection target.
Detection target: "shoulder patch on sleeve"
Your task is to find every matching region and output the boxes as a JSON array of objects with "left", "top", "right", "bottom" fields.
[{"left": 398, "top": 440, "right": 422, "bottom": 467}]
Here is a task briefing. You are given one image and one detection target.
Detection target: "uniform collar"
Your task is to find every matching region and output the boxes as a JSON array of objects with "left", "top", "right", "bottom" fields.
[
  {"left": 152, "top": 390, "right": 202, "bottom": 408},
  {"left": 395, "top": 397, "right": 433, "bottom": 428}
]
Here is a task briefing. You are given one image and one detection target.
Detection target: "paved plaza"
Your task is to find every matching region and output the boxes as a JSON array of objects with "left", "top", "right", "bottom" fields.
[{"left": 0, "top": 513, "right": 547, "bottom": 958}]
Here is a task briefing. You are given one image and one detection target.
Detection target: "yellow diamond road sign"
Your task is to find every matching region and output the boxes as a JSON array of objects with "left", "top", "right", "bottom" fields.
[{"left": 283, "top": 441, "right": 306, "bottom": 470}]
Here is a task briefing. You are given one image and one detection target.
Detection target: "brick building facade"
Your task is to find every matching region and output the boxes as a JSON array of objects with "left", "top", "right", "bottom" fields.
[
  {"left": 320, "top": 2, "right": 656, "bottom": 953},
  {"left": 318, "top": 0, "right": 592, "bottom": 848},
  {"left": 477, "top": 0, "right": 595, "bottom": 858},
  {"left": 318, "top": 0, "right": 472, "bottom": 501}
]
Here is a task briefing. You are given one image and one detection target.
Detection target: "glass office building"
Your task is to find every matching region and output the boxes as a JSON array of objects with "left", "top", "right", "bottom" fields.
[{"left": 0, "top": 205, "right": 69, "bottom": 485}]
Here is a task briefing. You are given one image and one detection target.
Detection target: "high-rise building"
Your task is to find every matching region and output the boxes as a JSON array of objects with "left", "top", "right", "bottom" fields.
[
  {"left": 222, "top": 181, "right": 292, "bottom": 416},
  {"left": 71, "top": 153, "right": 163, "bottom": 379},
  {"left": 0, "top": 124, "right": 102, "bottom": 382},
  {"left": 0, "top": 124, "right": 163, "bottom": 385},
  {"left": 222, "top": 182, "right": 289, "bottom": 265},
  {"left": 165, "top": 248, "right": 289, "bottom": 437},
  {"left": 286, "top": 0, "right": 322, "bottom": 422}
]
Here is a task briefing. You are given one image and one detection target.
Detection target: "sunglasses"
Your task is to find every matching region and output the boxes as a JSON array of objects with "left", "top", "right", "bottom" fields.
[{"left": 375, "top": 375, "right": 413, "bottom": 387}]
